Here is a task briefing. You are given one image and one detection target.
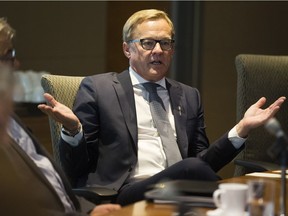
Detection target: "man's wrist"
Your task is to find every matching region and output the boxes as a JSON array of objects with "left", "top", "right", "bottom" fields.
[
  {"left": 235, "top": 120, "right": 249, "bottom": 138},
  {"left": 228, "top": 125, "right": 246, "bottom": 149},
  {"left": 62, "top": 123, "right": 82, "bottom": 137}
]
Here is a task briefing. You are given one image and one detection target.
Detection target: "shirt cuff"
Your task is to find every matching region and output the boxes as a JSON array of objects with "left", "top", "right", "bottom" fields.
[
  {"left": 61, "top": 127, "right": 83, "bottom": 147},
  {"left": 228, "top": 125, "right": 246, "bottom": 149}
]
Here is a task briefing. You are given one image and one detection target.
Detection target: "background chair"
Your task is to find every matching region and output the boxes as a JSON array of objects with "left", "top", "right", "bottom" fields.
[
  {"left": 41, "top": 74, "right": 117, "bottom": 204},
  {"left": 233, "top": 54, "right": 288, "bottom": 176}
]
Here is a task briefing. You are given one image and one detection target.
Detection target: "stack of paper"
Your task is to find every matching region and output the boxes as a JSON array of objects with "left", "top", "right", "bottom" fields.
[{"left": 245, "top": 170, "right": 288, "bottom": 178}]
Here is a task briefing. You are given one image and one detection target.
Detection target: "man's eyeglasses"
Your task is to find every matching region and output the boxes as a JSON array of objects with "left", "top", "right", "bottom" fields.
[
  {"left": 0, "top": 49, "right": 16, "bottom": 62},
  {"left": 128, "top": 39, "right": 175, "bottom": 51}
]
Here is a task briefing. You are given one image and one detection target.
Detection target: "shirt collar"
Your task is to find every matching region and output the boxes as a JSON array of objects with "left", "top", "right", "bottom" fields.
[{"left": 129, "top": 67, "right": 167, "bottom": 89}]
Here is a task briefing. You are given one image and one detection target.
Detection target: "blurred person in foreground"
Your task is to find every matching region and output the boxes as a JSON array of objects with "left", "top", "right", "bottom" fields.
[
  {"left": 0, "top": 62, "right": 42, "bottom": 215},
  {"left": 0, "top": 18, "right": 120, "bottom": 215},
  {"left": 38, "top": 9, "right": 286, "bottom": 206}
]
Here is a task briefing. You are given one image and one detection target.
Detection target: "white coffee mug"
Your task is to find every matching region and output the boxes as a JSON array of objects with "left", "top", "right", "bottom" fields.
[{"left": 213, "top": 183, "right": 248, "bottom": 216}]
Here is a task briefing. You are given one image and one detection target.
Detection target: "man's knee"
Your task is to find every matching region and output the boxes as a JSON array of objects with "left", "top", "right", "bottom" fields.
[
  {"left": 179, "top": 158, "right": 219, "bottom": 180},
  {"left": 181, "top": 157, "right": 208, "bottom": 170}
]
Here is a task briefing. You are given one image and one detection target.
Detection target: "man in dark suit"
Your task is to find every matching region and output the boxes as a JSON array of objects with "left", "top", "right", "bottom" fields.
[
  {"left": 38, "top": 9, "right": 286, "bottom": 206},
  {"left": 0, "top": 18, "right": 120, "bottom": 215}
]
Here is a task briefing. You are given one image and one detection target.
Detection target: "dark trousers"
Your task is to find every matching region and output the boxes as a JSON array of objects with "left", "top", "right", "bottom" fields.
[{"left": 116, "top": 157, "right": 220, "bottom": 206}]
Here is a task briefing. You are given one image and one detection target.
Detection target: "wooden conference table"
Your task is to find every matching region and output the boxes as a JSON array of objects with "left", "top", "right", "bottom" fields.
[{"left": 104, "top": 173, "right": 287, "bottom": 216}]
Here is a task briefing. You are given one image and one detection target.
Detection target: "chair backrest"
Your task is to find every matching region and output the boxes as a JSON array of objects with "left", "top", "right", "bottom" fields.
[
  {"left": 41, "top": 74, "right": 84, "bottom": 164},
  {"left": 234, "top": 54, "right": 288, "bottom": 176}
]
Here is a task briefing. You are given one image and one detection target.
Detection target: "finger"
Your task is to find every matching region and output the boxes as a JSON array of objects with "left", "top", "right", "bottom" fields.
[
  {"left": 43, "top": 93, "right": 57, "bottom": 108},
  {"left": 254, "top": 97, "right": 266, "bottom": 108},
  {"left": 268, "top": 96, "right": 286, "bottom": 110},
  {"left": 266, "top": 97, "right": 287, "bottom": 118},
  {"left": 37, "top": 104, "right": 53, "bottom": 115},
  {"left": 274, "top": 96, "right": 286, "bottom": 106},
  {"left": 37, "top": 104, "right": 48, "bottom": 115},
  {"left": 107, "top": 204, "right": 121, "bottom": 211}
]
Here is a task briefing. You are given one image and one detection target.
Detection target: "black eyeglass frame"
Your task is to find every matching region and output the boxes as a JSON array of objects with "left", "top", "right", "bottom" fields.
[
  {"left": 0, "top": 49, "right": 16, "bottom": 62},
  {"left": 128, "top": 39, "right": 175, "bottom": 51}
]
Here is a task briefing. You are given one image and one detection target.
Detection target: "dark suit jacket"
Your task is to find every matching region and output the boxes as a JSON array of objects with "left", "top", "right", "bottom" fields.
[
  {"left": 1, "top": 115, "right": 89, "bottom": 214},
  {"left": 60, "top": 70, "right": 242, "bottom": 191}
]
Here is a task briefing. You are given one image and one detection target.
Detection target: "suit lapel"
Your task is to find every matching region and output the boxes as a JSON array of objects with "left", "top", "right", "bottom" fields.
[
  {"left": 166, "top": 79, "right": 189, "bottom": 158},
  {"left": 113, "top": 70, "right": 138, "bottom": 151}
]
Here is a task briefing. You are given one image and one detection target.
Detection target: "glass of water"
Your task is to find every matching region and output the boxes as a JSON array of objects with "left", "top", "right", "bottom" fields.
[{"left": 247, "top": 179, "right": 275, "bottom": 216}]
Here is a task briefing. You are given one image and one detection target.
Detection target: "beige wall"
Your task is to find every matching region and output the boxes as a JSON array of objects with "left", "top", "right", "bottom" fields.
[
  {"left": 0, "top": 1, "right": 171, "bottom": 75},
  {"left": 0, "top": 1, "right": 107, "bottom": 75}
]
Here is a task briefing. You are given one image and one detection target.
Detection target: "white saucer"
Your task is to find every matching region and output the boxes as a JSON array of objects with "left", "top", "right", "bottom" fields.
[
  {"left": 206, "top": 208, "right": 248, "bottom": 216},
  {"left": 206, "top": 208, "right": 223, "bottom": 216}
]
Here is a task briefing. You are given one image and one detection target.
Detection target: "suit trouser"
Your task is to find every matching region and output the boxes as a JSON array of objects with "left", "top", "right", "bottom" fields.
[{"left": 116, "top": 157, "right": 220, "bottom": 206}]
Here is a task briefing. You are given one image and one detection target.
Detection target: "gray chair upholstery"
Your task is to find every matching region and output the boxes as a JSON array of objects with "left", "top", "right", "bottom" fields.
[
  {"left": 41, "top": 74, "right": 117, "bottom": 204},
  {"left": 234, "top": 54, "right": 288, "bottom": 176}
]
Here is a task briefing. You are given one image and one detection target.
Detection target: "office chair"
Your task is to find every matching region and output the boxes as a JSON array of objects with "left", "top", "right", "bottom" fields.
[
  {"left": 41, "top": 74, "right": 117, "bottom": 204},
  {"left": 233, "top": 54, "right": 288, "bottom": 176}
]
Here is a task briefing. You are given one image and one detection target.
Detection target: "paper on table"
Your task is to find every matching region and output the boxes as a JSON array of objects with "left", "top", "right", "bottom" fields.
[
  {"left": 272, "top": 170, "right": 288, "bottom": 174},
  {"left": 246, "top": 172, "right": 288, "bottom": 178},
  {"left": 145, "top": 189, "right": 215, "bottom": 206}
]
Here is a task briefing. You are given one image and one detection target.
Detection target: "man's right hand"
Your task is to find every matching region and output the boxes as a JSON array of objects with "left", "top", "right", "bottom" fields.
[{"left": 38, "top": 93, "right": 81, "bottom": 132}]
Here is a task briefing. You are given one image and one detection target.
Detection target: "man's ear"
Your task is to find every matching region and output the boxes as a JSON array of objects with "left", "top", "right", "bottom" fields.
[{"left": 123, "top": 42, "right": 131, "bottom": 58}]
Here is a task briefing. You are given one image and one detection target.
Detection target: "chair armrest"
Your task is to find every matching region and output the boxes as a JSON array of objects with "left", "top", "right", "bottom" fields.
[
  {"left": 72, "top": 187, "right": 118, "bottom": 204},
  {"left": 234, "top": 159, "right": 280, "bottom": 173}
]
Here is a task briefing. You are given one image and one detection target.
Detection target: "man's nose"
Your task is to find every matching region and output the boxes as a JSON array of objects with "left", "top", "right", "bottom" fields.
[{"left": 152, "top": 42, "right": 163, "bottom": 52}]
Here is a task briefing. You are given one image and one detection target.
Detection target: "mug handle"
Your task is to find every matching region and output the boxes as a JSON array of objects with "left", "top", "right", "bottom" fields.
[{"left": 213, "top": 189, "right": 223, "bottom": 208}]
